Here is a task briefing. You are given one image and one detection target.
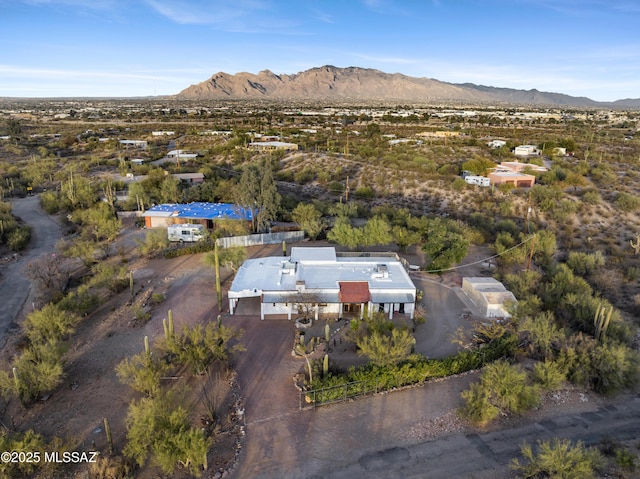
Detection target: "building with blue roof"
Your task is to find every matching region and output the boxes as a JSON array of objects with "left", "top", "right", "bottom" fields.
[{"left": 142, "top": 202, "right": 253, "bottom": 229}]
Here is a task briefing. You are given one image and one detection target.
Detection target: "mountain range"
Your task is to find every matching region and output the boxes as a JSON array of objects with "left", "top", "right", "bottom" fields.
[{"left": 176, "top": 65, "right": 639, "bottom": 108}]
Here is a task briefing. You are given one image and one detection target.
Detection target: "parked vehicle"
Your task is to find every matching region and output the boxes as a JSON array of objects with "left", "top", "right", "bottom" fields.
[{"left": 167, "top": 224, "right": 205, "bottom": 242}]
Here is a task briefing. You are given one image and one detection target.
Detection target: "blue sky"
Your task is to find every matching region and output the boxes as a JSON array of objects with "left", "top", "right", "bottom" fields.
[{"left": 1, "top": 0, "right": 639, "bottom": 101}]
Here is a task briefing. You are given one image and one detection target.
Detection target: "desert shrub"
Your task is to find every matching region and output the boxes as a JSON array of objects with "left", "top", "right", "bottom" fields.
[
  {"left": 566, "top": 251, "right": 605, "bottom": 276},
  {"left": 459, "top": 381, "right": 500, "bottom": 426},
  {"left": 479, "top": 360, "right": 540, "bottom": 414},
  {"left": 614, "top": 192, "right": 640, "bottom": 212},
  {"left": 6, "top": 225, "right": 31, "bottom": 251},
  {"left": 517, "top": 311, "right": 565, "bottom": 360},
  {"left": 40, "top": 190, "right": 62, "bottom": 213},
  {"left": 582, "top": 190, "right": 601, "bottom": 205},
  {"left": 162, "top": 321, "right": 245, "bottom": 375},
  {"left": 532, "top": 360, "right": 566, "bottom": 390},
  {"left": 123, "top": 392, "right": 210, "bottom": 476},
  {"left": 137, "top": 228, "right": 169, "bottom": 256},
  {"left": 23, "top": 303, "right": 80, "bottom": 344},
  {"left": 89, "top": 455, "right": 137, "bottom": 479},
  {"left": 0, "top": 430, "right": 66, "bottom": 478},
  {"left": 116, "top": 349, "right": 170, "bottom": 397},
  {"left": 511, "top": 438, "right": 603, "bottom": 479},
  {"left": 0, "top": 340, "right": 66, "bottom": 404}
]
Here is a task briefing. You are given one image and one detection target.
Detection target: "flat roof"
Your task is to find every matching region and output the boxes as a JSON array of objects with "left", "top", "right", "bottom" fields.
[
  {"left": 142, "top": 202, "right": 253, "bottom": 220},
  {"left": 229, "top": 247, "right": 416, "bottom": 302}
]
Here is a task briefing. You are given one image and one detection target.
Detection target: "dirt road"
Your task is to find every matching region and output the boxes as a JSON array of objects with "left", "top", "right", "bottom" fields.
[{"left": 0, "top": 195, "right": 62, "bottom": 345}]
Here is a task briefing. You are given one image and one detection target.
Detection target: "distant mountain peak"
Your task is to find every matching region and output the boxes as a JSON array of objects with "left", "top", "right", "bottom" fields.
[{"left": 176, "top": 66, "right": 638, "bottom": 107}]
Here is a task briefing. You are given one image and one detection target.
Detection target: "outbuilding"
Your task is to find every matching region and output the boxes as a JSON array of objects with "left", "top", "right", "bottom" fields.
[{"left": 461, "top": 277, "right": 516, "bottom": 318}]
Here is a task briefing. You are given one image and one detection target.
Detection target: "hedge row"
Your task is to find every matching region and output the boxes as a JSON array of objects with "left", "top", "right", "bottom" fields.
[{"left": 307, "top": 334, "right": 516, "bottom": 405}]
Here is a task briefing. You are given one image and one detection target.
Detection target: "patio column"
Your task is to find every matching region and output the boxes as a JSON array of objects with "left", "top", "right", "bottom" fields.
[{"left": 260, "top": 302, "right": 265, "bottom": 320}]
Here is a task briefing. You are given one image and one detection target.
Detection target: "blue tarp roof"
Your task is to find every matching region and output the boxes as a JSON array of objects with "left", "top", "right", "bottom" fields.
[{"left": 144, "top": 202, "right": 253, "bottom": 220}]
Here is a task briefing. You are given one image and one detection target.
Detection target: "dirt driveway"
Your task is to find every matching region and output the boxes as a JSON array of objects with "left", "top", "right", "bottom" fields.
[{"left": 0, "top": 195, "right": 62, "bottom": 345}]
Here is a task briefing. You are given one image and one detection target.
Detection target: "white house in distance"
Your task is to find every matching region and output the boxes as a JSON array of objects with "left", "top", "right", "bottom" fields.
[
  {"left": 167, "top": 149, "right": 198, "bottom": 159},
  {"left": 487, "top": 139, "right": 506, "bottom": 149},
  {"left": 461, "top": 277, "right": 516, "bottom": 318},
  {"left": 228, "top": 247, "right": 417, "bottom": 321},
  {"left": 513, "top": 144, "right": 540, "bottom": 157}
]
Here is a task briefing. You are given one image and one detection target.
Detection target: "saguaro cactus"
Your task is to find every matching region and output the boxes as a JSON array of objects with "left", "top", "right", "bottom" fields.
[
  {"left": 323, "top": 354, "right": 329, "bottom": 378},
  {"left": 104, "top": 417, "right": 114, "bottom": 454},
  {"left": 630, "top": 234, "right": 640, "bottom": 255},
  {"left": 594, "top": 303, "right": 612, "bottom": 342}
]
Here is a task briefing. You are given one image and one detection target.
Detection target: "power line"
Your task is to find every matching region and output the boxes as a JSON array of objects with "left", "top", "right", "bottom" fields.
[{"left": 419, "top": 234, "right": 536, "bottom": 274}]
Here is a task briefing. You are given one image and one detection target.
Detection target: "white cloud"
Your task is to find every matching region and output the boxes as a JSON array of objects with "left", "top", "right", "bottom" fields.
[{"left": 142, "top": 0, "right": 296, "bottom": 33}]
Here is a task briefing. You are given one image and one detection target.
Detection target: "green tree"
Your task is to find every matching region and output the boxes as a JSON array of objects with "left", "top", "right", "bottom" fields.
[
  {"left": 422, "top": 218, "right": 469, "bottom": 271},
  {"left": 124, "top": 392, "right": 210, "bottom": 476},
  {"left": 392, "top": 225, "right": 422, "bottom": 253},
  {"left": 327, "top": 216, "right": 363, "bottom": 249},
  {"left": 292, "top": 203, "right": 324, "bottom": 240},
  {"left": 72, "top": 202, "right": 121, "bottom": 243},
  {"left": 357, "top": 328, "right": 415, "bottom": 367},
  {"left": 23, "top": 304, "right": 79, "bottom": 344},
  {"left": 235, "top": 160, "right": 281, "bottom": 233},
  {"left": 137, "top": 228, "right": 170, "bottom": 256},
  {"left": 511, "top": 438, "right": 603, "bottom": 479},
  {"left": 461, "top": 157, "right": 496, "bottom": 176},
  {"left": 162, "top": 321, "right": 245, "bottom": 375},
  {"left": 116, "top": 348, "right": 170, "bottom": 397},
  {"left": 362, "top": 215, "right": 392, "bottom": 247}
]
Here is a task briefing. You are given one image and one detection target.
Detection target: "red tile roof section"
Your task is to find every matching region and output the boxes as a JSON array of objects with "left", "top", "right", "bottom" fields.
[{"left": 339, "top": 281, "right": 371, "bottom": 303}]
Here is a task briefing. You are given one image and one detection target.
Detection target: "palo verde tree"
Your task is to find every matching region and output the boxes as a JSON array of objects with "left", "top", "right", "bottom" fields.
[
  {"left": 123, "top": 390, "right": 210, "bottom": 477},
  {"left": 291, "top": 202, "right": 325, "bottom": 240},
  {"left": 353, "top": 312, "right": 415, "bottom": 367}
]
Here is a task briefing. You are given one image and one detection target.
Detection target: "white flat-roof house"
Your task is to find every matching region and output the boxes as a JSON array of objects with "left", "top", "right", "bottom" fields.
[
  {"left": 514, "top": 144, "right": 540, "bottom": 157},
  {"left": 228, "top": 247, "right": 417, "bottom": 321}
]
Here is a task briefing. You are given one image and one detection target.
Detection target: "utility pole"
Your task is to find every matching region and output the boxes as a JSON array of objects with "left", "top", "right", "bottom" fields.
[
  {"left": 527, "top": 234, "right": 537, "bottom": 271},
  {"left": 344, "top": 176, "right": 350, "bottom": 202},
  {"left": 345, "top": 132, "right": 349, "bottom": 159},
  {"left": 523, "top": 191, "right": 532, "bottom": 235}
]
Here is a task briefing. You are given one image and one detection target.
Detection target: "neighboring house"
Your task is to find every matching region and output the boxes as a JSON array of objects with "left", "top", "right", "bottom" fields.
[
  {"left": 142, "top": 202, "right": 253, "bottom": 229},
  {"left": 513, "top": 144, "right": 540, "bottom": 157},
  {"left": 247, "top": 141, "right": 299, "bottom": 151},
  {"left": 464, "top": 175, "right": 491, "bottom": 187},
  {"left": 488, "top": 170, "right": 536, "bottom": 188},
  {"left": 172, "top": 173, "right": 205, "bottom": 184},
  {"left": 552, "top": 147, "right": 567, "bottom": 156},
  {"left": 487, "top": 139, "right": 506, "bottom": 148},
  {"left": 417, "top": 131, "right": 461, "bottom": 138},
  {"left": 228, "top": 247, "right": 417, "bottom": 321},
  {"left": 167, "top": 149, "right": 198, "bottom": 159},
  {"left": 499, "top": 161, "right": 548, "bottom": 173},
  {"left": 119, "top": 139, "right": 148, "bottom": 149},
  {"left": 461, "top": 277, "right": 516, "bottom": 318}
]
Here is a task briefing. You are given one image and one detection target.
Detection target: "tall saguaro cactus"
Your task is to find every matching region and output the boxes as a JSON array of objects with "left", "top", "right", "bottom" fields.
[{"left": 594, "top": 303, "right": 613, "bottom": 342}]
